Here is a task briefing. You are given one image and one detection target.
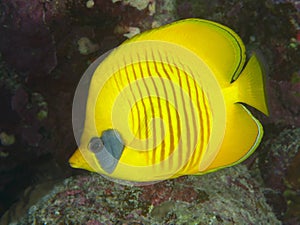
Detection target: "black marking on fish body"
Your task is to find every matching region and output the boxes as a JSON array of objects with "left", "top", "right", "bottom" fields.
[{"left": 162, "top": 53, "right": 183, "bottom": 170}]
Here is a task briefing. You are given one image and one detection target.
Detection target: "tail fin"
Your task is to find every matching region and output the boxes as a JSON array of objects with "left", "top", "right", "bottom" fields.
[{"left": 234, "top": 53, "right": 269, "bottom": 116}]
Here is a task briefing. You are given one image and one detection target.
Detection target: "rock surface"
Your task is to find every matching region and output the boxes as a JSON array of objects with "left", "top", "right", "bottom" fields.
[
  {"left": 1, "top": 165, "right": 280, "bottom": 225},
  {"left": 0, "top": 0, "right": 299, "bottom": 224}
]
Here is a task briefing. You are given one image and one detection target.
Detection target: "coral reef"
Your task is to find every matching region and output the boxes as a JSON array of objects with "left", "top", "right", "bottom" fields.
[
  {"left": 256, "top": 128, "right": 300, "bottom": 224},
  {"left": 0, "top": 0, "right": 299, "bottom": 224},
  {"left": 0, "top": 0, "right": 156, "bottom": 216},
  {"left": 3, "top": 165, "right": 280, "bottom": 225}
]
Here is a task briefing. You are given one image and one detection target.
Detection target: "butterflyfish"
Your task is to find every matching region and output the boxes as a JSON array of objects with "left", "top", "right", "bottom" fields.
[{"left": 69, "top": 18, "right": 269, "bottom": 183}]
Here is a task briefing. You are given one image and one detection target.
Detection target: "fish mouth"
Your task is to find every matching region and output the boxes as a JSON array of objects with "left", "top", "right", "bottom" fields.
[
  {"left": 69, "top": 161, "right": 78, "bottom": 168},
  {"left": 69, "top": 148, "right": 97, "bottom": 172}
]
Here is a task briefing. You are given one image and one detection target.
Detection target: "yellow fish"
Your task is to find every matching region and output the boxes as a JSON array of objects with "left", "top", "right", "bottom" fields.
[{"left": 69, "top": 18, "right": 269, "bottom": 183}]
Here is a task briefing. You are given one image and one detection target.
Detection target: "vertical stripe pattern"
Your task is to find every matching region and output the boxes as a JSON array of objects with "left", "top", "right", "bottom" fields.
[{"left": 107, "top": 46, "right": 212, "bottom": 175}]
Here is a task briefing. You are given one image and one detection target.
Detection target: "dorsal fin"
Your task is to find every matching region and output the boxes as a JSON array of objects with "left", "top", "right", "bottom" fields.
[{"left": 124, "top": 18, "right": 246, "bottom": 87}]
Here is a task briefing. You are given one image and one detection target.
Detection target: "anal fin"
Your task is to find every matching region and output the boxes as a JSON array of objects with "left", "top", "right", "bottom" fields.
[{"left": 204, "top": 104, "right": 263, "bottom": 172}]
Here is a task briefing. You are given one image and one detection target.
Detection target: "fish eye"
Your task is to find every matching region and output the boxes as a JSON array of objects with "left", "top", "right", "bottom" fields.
[{"left": 88, "top": 137, "right": 104, "bottom": 153}]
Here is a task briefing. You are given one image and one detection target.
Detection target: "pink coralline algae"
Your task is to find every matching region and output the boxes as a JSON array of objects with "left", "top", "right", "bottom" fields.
[
  {"left": 4, "top": 165, "right": 281, "bottom": 225},
  {"left": 139, "top": 178, "right": 206, "bottom": 206}
]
